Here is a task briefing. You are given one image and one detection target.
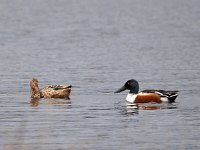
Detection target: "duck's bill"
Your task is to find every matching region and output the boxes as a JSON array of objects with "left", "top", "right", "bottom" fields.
[
  {"left": 67, "top": 85, "right": 72, "bottom": 88},
  {"left": 114, "top": 85, "right": 126, "bottom": 93}
]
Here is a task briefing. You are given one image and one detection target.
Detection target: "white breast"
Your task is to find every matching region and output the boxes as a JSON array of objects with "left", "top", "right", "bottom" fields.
[{"left": 126, "top": 93, "right": 137, "bottom": 103}]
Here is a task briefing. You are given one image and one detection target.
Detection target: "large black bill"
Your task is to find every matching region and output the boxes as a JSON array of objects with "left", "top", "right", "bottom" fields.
[{"left": 114, "top": 85, "right": 127, "bottom": 93}]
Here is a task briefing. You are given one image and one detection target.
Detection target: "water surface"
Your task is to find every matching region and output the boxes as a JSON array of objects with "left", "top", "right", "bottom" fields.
[{"left": 0, "top": 0, "right": 200, "bottom": 149}]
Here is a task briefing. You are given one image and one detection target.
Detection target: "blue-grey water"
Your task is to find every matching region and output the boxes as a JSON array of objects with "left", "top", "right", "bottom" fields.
[{"left": 0, "top": 0, "right": 200, "bottom": 149}]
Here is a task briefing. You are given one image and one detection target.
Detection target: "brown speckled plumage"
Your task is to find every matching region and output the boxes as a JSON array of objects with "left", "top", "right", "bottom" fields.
[{"left": 29, "top": 78, "right": 72, "bottom": 99}]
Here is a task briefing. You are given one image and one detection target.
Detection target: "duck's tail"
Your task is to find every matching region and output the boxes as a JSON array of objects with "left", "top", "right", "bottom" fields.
[
  {"left": 167, "top": 91, "right": 179, "bottom": 103},
  {"left": 157, "top": 90, "right": 179, "bottom": 103}
]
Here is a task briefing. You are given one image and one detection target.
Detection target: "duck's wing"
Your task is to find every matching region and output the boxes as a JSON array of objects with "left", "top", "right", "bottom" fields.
[
  {"left": 40, "top": 85, "right": 72, "bottom": 98},
  {"left": 141, "top": 89, "right": 179, "bottom": 103},
  {"left": 157, "top": 90, "right": 179, "bottom": 96},
  {"left": 141, "top": 89, "right": 179, "bottom": 96}
]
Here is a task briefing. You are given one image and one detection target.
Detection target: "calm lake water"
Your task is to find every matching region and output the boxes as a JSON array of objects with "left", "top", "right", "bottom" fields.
[{"left": 0, "top": 0, "right": 200, "bottom": 149}]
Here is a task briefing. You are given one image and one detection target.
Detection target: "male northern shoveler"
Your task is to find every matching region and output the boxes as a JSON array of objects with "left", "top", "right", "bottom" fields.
[
  {"left": 115, "top": 79, "right": 179, "bottom": 104},
  {"left": 29, "top": 78, "right": 72, "bottom": 99}
]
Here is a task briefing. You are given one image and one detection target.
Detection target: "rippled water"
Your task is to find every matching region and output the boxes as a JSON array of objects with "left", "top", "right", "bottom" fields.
[{"left": 0, "top": 0, "right": 200, "bottom": 149}]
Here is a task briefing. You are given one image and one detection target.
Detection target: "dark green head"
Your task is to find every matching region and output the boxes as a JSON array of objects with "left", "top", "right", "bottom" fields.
[{"left": 115, "top": 79, "right": 139, "bottom": 94}]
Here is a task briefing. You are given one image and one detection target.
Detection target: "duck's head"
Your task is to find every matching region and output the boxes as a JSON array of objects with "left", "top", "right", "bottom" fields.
[
  {"left": 115, "top": 79, "right": 139, "bottom": 94},
  {"left": 29, "top": 78, "right": 39, "bottom": 88}
]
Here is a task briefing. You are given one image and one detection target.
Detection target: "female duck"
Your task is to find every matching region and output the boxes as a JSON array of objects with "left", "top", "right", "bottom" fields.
[
  {"left": 115, "top": 79, "right": 179, "bottom": 104},
  {"left": 29, "top": 78, "right": 72, "bottom": 99}
]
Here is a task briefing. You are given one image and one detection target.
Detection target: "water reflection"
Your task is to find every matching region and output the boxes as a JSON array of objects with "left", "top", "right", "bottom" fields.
[
  {"left": 139, "top": 102, "right": 177, "bottom": 110},
  {"left": 125, "top": 102, "right": 178, "bottom": 114},
  {"left": 126, "top": 103, "right": 139, "bottom": 115},
  {"left": 30, "top": 98, "right": 71, "bottom": 107}
]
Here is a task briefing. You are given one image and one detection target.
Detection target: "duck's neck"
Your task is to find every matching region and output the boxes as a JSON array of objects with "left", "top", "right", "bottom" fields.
[{"left": 30, "top": 82, "right": 41, "bottom": 99}]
